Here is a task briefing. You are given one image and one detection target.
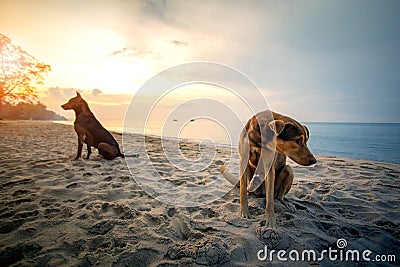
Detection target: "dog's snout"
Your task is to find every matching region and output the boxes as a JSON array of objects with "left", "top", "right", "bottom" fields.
[{"left": 309, "top": 157, "right": 317, "bottom": 165}]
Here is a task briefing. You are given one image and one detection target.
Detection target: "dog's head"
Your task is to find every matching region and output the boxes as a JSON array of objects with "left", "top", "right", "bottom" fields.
[
  {"left": 61, "top": 92, "right": 84, "bottom": 110},
  {"left": 269, "top": 119, "right": 317, "bottom": 166}
]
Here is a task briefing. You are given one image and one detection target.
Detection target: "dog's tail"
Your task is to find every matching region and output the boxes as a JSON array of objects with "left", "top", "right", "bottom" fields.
[
  {"left": 220, "top": 165, "right": 264, "bottom": 192},
  {"left": 219, "top": 165, "right": 239, "bottom": 186}
]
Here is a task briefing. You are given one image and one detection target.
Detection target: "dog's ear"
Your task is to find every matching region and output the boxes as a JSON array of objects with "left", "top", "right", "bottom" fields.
[
  {"left": 268, "top": 120, "right": 286, "bottom": 135},
  {"left": 76, "top": 91, "right": 81, "bottom": 98},
  {"left": 303, "top": 125, "right": 309, "bottom": 139}
]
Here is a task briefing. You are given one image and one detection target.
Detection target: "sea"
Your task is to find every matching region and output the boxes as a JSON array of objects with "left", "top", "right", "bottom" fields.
[
  {"left": 57, "top": 120, "right": 400, "bottom": 164},
  {"left": 304, "top": 122, "right": 400, "bottom": 164}
]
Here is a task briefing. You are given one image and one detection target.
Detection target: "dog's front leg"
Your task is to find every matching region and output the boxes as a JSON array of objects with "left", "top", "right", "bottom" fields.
[
  {"left": 263, "top": 151, "right": 277, "bottom": 229},
  {"left": 265, "top": 167, "right": 277, "bottom": 229},
  {"left": 75, "top": 135, "right": 84, "bottom": 160}
]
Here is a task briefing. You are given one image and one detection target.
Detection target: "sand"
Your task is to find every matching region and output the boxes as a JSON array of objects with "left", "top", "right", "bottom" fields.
[{"left": 0, "top": 121, "right": 399, "bottom": 266}]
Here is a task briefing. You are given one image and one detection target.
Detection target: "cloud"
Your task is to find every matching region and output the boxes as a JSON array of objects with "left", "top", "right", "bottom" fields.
[
  {"left": 39, "top": 87, "right": 131, "bottom": 123},
  {"left": 6, "top": 0, "right": 399, "bottom": 122},
  {"left": 92, "top": 88, "right": 102, "bottom": 96},
  {"left": 109, "top": 47, "right": 131, "bottom": 57},
  {"left": 167, "top": 40, "right": 188, "bottom": 46},
  {"left": 140, "top": 0, "right": 168, "bottom": 21},
  {"left": 109, "top": 46, "right": 159, "bottom": 60},
  {"left": 45, "top": 87, "right": 76, "bottom": 100},
  {"left": 105, "top": 1, "right": 264, "bottom": 67},
  {"left": 44, "top": 87, "right": 103, "bottom": 99}
]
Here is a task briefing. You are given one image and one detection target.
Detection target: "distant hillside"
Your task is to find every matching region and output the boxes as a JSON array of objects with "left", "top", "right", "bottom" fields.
[{"left": 0, "top": 102, "right": 67, "bottom": 121}]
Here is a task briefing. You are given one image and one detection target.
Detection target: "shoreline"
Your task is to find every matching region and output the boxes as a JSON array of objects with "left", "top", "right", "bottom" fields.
[
  {"left": 1, "top": 120, "right": 399, "bottom": 266},
  {"left": 52, "top": 119, "right": 400, "bottom": 165}
]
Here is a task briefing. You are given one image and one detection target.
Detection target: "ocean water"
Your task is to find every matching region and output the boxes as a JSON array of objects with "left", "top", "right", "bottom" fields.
[
  {"left": 304, "top": 122, "right": 400, "bottom": 164},
  {"left": 124, "top": 121, "right": 400, "bottom": 164},
  {"left": 56, "top": 120, "right": 400, "bottom": 164}
]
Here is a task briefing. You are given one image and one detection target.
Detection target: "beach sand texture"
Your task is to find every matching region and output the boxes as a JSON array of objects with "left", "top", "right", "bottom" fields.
[{"left": 0, "top": 121, "right": 399, "bottom": 266}]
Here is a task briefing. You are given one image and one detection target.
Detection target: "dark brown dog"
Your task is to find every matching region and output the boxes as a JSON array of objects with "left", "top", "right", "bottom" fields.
[
  {"left": 61, "top": 92, "right": 124, "bottom": 160},
  {"left": 221, "top": 110, "right": 316, "bottom": 229}
]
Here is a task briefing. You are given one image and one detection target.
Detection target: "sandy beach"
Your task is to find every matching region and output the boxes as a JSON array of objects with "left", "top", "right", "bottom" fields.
[{"left": 0, "top": 121, "right": 399, "bottom": 266}]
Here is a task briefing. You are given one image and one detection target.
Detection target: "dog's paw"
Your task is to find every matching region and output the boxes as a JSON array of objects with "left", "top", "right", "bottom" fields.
[
  {"left": 257, "top": 216, "right": 280, "bottom": 241},
  {"left": 256, "top": 224, "right": 290, "bottom": 249},
  {"left": 239, "top": 208, "right": 250, "bottom": 219},
  {"left": 256, "top": 222, "right": 281, "bottom": 241},
  {"left": 265, "top": 215, "right": 278, "bottom": 230},
  {"left": 258, "top": 227, "right": 281, "bottom": 240}
]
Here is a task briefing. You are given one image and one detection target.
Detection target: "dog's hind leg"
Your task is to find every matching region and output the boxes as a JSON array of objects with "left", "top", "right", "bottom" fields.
[
  {"left": 274, "top": 165, "right": 294, "bottom": 206},
  {"left": 239, "top": 165, "right": 251, "bottom": 218},
  {"left": 98, "top": 143, "right": 119, "bottom": 160},
  {"left": 86, "top": 144, "right": 92, "bottom": 160}
]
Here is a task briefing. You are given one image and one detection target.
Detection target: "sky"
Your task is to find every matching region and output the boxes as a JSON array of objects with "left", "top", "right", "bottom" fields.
[{"left": 1, "top": 0, "right": 399, "bottom": 124}]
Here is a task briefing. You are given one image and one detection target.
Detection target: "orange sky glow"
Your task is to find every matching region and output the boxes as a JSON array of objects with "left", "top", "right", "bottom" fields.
[{"left": 1, "top": 0, "right": 399, "bottom": 123}]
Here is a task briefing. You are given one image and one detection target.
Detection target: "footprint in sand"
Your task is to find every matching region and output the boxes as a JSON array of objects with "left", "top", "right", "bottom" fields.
[
  {"left": 88, "top": 220, "right": 115, "bottom": 235},
  {"left": 0, "top": 242, "right": 42, "bottom": 266}
]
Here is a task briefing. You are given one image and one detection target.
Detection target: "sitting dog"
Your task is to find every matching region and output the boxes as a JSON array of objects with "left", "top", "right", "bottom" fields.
[
  {"left": 61, "top": 92, "right": 124, "bottom": 160},
  {"left": 220, "top": 110, "right": 316, "bottom": 229}
]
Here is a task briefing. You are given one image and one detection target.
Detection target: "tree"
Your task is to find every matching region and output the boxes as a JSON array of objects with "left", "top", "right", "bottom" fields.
[
  {"left": 0, "top": 33, "right": 51, "bottom": 104},
  {"left": 0, "top": 101, "right": 67, "bottom": 120}
]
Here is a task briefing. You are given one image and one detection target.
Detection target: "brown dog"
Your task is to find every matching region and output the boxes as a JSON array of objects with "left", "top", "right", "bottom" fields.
[
  {"left": 221, "top": 110, "right": 316, "bottom": 229},
  {"left": 61, "top": 92, "right": 124, "bottom": 160}
]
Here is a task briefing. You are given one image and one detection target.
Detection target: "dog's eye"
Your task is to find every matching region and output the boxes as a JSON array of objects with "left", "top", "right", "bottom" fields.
[{"left": 295, "top": 138, "right": 302, "bottom": 145}]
